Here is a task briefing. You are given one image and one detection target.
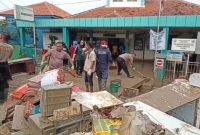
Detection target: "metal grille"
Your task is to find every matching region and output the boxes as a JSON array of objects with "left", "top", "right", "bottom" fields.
[{"left": 163, "top": 61, "right": 200, "bottom": 85}]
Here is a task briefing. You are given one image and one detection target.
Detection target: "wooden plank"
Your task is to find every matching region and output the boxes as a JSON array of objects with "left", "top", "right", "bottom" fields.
[
  {"left": 0, "top": 105, "right": 8, "bottom": 125},
  {"left": 8, "top": 58, "right": 33, "bottom": 64},
  {"left": 12, "top": 105, "right": 25, "bottom": 130},
  {"left": 126, "top": 82, "right": 200, "bottom": 112}
]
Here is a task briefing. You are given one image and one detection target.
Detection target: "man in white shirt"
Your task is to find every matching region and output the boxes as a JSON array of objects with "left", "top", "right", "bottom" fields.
[{"left": 83, "top": 42, "right": 96, "bottom": 92}]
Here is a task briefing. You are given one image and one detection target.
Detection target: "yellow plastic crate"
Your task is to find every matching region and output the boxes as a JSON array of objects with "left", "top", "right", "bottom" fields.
[
  {"left": 93, "top": 119, "right": 111, "bottom": 135},
  {"left": 109, "top": 119, "right": 122, "bottom": 126}
]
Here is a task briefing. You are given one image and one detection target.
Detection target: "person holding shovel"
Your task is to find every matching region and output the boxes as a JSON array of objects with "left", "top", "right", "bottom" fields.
[{"left": 116, "top": 53, "right": 136, "bottom": 78}]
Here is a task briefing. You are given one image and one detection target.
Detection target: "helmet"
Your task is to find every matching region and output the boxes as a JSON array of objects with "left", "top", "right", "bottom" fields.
[{"left": 100, "top": 40, "right": 108, "bottom": 47}]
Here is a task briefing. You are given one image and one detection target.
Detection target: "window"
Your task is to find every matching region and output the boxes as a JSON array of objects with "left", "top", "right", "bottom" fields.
[{"left": 113, "top": 0, "right": 123, "bottom": 1}]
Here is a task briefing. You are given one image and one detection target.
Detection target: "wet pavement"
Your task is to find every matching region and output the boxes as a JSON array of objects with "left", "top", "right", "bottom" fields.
[{"left": 9, "top": 61, "right": 160, "bottom": 94}]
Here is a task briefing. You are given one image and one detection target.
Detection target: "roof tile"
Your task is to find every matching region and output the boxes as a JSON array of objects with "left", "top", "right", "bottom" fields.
[
  {"left": 71, "top": 0, "right": 200, "bottom": 18},
  {"left": 0, "top": 2, "right": 70, "bottom": 18}
]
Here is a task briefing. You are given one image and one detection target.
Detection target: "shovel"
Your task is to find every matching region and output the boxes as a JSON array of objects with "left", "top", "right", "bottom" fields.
[{"left": 132, "top": 67, "right": 147, "bottom": 78}]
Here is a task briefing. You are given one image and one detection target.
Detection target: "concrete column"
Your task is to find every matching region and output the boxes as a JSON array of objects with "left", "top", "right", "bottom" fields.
[
  {"left": 62, "top": 27, "right": 69, "bottom": 47},
  {"left": 89, "top": 32, "right": 93, "bottom": 42},
  {"left": 156, "top": 28, "right": 170, "bottom": 82},
  {"left": 19, "top": 27, "right": 25, "bottom": 48},
  {"left": 128, "top": 32, "right": 135, "bottom": 53}
]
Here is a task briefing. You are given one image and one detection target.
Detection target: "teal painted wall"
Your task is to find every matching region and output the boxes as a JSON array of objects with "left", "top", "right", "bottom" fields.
[{"left": 16, "top": 15, "right": 200, "bottom": 28}]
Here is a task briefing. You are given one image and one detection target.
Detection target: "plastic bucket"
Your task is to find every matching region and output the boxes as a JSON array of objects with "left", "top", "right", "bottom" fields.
[{"left": 110, "top": 82, "right": 120, "bottom": 93}]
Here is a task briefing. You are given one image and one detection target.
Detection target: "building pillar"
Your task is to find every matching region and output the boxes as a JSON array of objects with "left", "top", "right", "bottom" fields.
[
  {"left": 62, "top": 27, "right": 69, "bottom": 48},
  {"left": 125, "top": 31, "right": 129, "bottom": 53},
  {"left": 19, "top": 27, "right": 25, "bottom": 48},
  {"left": 128, "top": 32, "right": 135, "bottom": 53},
  {"left": 155, "top": 28, "right": 169, "bottom": 82}
]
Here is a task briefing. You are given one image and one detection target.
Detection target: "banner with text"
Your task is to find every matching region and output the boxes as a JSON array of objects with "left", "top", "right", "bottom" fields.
[
  {"left": 171, "top": 38, "right": 196, "bottom": 52},
  {"left": 150, "top": 29, "right": 166, "bottom": 50}
]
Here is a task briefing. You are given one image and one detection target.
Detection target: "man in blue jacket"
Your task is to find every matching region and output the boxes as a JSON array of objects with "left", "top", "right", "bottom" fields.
[{"left": 95, "top": 40, "right": 112, "bottom": 91}]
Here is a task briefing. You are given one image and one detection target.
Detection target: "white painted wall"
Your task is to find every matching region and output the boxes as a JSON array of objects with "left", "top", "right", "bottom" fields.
[
  {"left": 109, "top": 0, "right": 144, "bottom": 7},
  {"left": 128, "top": 33, "right": 154, "bottom": 60},
  {"left": 43, "top": 33, "right": 63, "bottom": 49}
]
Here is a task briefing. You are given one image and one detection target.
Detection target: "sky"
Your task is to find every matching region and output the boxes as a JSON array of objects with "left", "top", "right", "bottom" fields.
[{"left": 0, "top": 0, "right": 200, "bottom": 15}]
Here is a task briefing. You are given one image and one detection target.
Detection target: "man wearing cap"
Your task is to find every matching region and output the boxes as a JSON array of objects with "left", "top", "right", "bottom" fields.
[
  {"left": 116, "top": 53, "right": 136, "bottom": 78},
  {"left": 41, "top": 41, "right": 72, "bottom": 70},
  {"left": 95, "top": 40, "right": 112, "bottom": 91}
]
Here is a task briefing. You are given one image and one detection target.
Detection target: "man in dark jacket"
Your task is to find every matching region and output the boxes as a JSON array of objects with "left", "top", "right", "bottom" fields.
[{"left": 95, "top": 40, "right": 112, "bottom": 91}]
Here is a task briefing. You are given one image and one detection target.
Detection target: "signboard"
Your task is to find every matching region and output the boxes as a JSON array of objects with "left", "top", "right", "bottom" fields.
[
  {"left": 14, "top": 5, "right": 34, "bottom": 21},
  {"left": 196, "top": 32, "right": 200, "bottom": 54},
  {"left": 171, "top": 38, "right": 196, "bottom": 52},
  {"left": 150, "top": 29, "right": 166, "bottom": 50},
  {"left": 156, "top": 59, "right": 164, "bottom": 69},
  {"left": 167, "top": 51, "right": 183, "bottom": 62}
]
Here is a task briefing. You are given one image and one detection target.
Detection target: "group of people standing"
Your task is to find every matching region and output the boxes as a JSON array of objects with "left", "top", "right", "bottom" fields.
[{"left": 42, "top": 40, "right": 136, "bottom": 93}]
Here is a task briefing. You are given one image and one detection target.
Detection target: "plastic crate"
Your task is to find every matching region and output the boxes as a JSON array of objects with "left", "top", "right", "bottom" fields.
[{"left": 93, "top": 119, "right": 111, "bottom": 135}]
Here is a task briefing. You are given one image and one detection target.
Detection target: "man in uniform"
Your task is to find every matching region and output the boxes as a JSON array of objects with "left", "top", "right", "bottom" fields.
[
  {"left": 41, "top": 41, "right": 72, "bottom": 70},
  {"left": 116, "top": 53, "right": 136, "bottom": 78},
  {"left": 95, "top": 40, "right": 112, "bottom": 91},
  {"left": 0, "top": 34, "right": 13, "bottom": 103}
]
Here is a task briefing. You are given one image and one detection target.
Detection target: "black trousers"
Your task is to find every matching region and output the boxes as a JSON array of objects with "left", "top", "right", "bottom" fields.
[
  {"left": 76, "top": 60, "right": 85, "bottom": 75},
  {"left": 116, "top": 57, "right": 130, "bottom": 76}
]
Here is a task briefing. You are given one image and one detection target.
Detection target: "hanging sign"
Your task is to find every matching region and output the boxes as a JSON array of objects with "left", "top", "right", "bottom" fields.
[
  {"left": 150, "top": 29, "right": 166, "bottom": 50},
  {"left": 14, "top": 5, "right": 34, "bottom": 21},
  {"left": 171, "top": 38, "right": 196, "bottom": 52},
  {"left": 156, "top": 59, "right": 164, "bottom": 69},
  {"left": 166, "top": 51, "right": 183, "bottom": 62}
]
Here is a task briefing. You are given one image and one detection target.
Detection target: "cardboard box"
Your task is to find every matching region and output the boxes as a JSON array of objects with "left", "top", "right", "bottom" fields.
[{"left": 28, "top": 114, "right": 56, "bottom": 135}]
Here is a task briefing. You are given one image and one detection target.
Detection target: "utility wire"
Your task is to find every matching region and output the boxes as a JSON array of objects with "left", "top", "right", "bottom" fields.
[{"left": 54, "top": 0, "right": 104, "bottom": 5}]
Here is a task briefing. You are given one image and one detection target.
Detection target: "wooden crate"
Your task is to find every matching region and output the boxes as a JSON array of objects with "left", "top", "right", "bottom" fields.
[
  {"left": 28, "top": 114, "right": 56, "bottom": 135},
  {"left": 41, "top": 102, "right": 71, "bottom": 117},
  {"left": 119, "top": 88, "right": 139, "bottom": 100},
  {"left": 54, "top": 102, "right": 81, "bottom": 121},
  {"left": 47, "top": 95, "right": 71, "bottom": 105},
  {"left": 56, "top": 122, "right": 81, "bottom": 135},
  {"left": 41, "top": 84, "right": 72, "bottom": 116},
  {"left": 42, "top": 84, "right": 72, "bottom": 97}
]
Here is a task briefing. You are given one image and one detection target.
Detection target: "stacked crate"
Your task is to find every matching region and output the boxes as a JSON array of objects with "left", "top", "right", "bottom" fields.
[{"left": 40, "top": 84, "right": 72, "bottom": 117}]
